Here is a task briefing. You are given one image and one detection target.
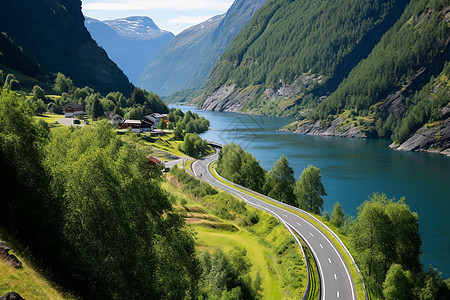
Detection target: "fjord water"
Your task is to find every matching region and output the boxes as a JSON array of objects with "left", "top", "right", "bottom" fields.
[{"left": 172, "top": 105, "right": 450, "bottom": 276}]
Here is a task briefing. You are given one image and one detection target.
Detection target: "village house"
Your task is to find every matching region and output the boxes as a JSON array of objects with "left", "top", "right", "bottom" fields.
[
  {"left": 104, "top": 112, "right": 124, "bottom": 125},
  {"left": 118, "top": 120, "right": 141, "bottom": 133},
  {"left": 147, "top": 155, "right": 162, "bottom": 165},
  {"left": 144, "top": 113, "right": 168, "bottom": 128},
  {"left": 118, "top": 119, "right": 154, "bottom": 133},
  {"left": 63, "top": 103, "right": 84, "bottom": 118}
]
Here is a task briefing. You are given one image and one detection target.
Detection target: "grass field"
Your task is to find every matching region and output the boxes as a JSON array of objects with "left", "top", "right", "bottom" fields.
[
  {"left": 195, "top": 227, "right": 282, "bottom": 299},
  {"left": 34, "top": 113, "right": 65, "bottom": 129},
  {"left": 163, "top": 179, "right": 307, "bottom": 299}
]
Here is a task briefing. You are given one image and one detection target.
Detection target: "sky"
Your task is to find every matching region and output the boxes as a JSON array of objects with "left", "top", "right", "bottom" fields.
[{"left": 81, "top": 0, "right": 234, "bottom": 35}]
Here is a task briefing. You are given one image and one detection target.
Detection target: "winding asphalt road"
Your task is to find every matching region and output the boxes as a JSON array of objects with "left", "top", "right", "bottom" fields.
[{"left": 192, "top": 149, "right": 357, "bottom": 300}]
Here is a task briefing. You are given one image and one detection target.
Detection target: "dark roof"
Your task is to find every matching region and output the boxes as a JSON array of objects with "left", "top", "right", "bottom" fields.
[
  {"left": 63, "top": 103, "right": 84, "bottom": 110},
  {"left": 104, "top": 112, "right": 123, "bottom": 120}
]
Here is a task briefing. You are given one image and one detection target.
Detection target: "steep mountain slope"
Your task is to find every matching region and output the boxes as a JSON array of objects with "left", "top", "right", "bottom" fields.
[
  {"left": 201, "top": 0, "right": 450, "bottom": 154},
  {"left": 138, "top": 0, "right": 267, "bottom": 96},
  {"left": 85, "top": 16, "right": 174, "bottom": 84},
  {"left": 202, "top": 0, "right": 408, "bottom": 111},
  {"left": 0, "top": 0, "right": 133, "bottom": 96}
]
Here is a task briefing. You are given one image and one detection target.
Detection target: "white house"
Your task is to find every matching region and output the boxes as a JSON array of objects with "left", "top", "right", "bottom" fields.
[{"left": 63, "top": 103, "right": 84, "bottom": 118}]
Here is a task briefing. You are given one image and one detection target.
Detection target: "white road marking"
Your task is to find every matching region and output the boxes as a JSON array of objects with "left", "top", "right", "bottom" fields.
[
  {"left": 334, "top": 273, "right": 337, "bottom": 280},
  {"left": 320, "top": 244, "right": 323, "bottom": 248},
  {"left": 283, "top": 213, "right": 288, "bottom": 217},
  {"left": 309, "top": 232, "right": 314, "bottom": 237},
  {"left": 296, "top": 222, "right": 302, "bottom": 226},
  {"left": 337, "top": 291, "right": 340, "bottom": 298},
  {"left": 328, "top": 258, "right": 332, "bottom": 263}
]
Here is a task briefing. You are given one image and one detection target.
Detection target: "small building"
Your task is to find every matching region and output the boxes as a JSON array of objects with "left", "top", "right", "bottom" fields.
[
  {"left": 104, "top": 112, "right": 124, "bottom": 125},
  {"left": 118, "top": 120, "right": 141, "bottom": 133},
  {"left": 118, "top": 119, "right": 154, "bottom": 133},
  {"left": 140, "top": 119, "right": 154, "bottom": 133},
  {"left": 147, "top": 155, "right": 162, "bottom": 165},
  {"left": 63, "top": 103, "right": 84, "bottom": 118},
  {"left": 144, "top": 113, "right": 168, "bottom": 128}
]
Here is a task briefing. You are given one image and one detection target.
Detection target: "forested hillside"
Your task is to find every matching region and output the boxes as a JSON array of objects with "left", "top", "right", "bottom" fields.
[
  {"left": 138, "top": 0, "right": 267, "bottom": 96},
  {"left": 201, "top": 0, "right": 450, "bottom": 154},
  {"left": 0, "top": 0, "right": 133, "bottom": 96}
]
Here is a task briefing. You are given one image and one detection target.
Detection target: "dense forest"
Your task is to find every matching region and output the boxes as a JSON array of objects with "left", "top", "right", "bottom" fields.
[{"left": 209, "top": 0, "right": 405, "bottom": 89}]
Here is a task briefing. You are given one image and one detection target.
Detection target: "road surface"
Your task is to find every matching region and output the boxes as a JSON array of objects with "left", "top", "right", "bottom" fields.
[{"left": 192, "top": 150, "right": 357, "bottom": 300}]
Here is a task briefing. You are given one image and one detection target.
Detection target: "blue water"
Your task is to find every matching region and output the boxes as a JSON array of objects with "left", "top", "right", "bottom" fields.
[{"left": 171, "top": 105, "right": 450, "bottom": 277}]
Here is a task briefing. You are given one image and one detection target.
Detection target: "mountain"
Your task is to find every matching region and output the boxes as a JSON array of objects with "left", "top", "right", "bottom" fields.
[
  {"left": 201, "top": 0, "right": 450, "bottom": 155},
  {"left": 0, "top": 0, "right": 133, "bottom": 96},
  {"left": 138, "top": 0, "right": 268, "bottom": 96},
  {"left": 85, "top": 16, "right": 174, "bottom": 84}
]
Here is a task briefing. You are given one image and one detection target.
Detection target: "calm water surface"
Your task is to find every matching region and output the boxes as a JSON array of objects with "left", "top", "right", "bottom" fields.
[{"left": 171, "top": 105, "right": 450, "bottom": 276}]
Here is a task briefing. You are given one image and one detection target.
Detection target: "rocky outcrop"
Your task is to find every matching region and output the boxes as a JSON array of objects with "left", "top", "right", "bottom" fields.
[
  {"left": 202, "top": 85, "right": 260, "bottom": 112},
  {"left": 391, "top": 105, "right": 450, "bottom": 156},
  {"left": 280, "top": 117, "right": 366, "bottom": 138},
  {"left": 0, "top": 242, "right": 22, "bottom": 269},
  {"left": 202, "top": 80, "right": 306, "bottom": 112},
  {"left": 379, "top": 90, "right": 406, "bottom": 116}
]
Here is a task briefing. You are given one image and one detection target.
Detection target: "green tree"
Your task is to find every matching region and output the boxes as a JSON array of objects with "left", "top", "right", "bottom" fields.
[
  {"left": 266, "top": 155, "right": 295, "bottom": 205},
  {"left": 216, "top": 143, "right": 266, "bottom": 193},
  {"left": 351, "top": 193, "right": 422, "bottom": 296},
  {"left": 158, "top": 119, "right": 167, "bottom": 129},
  {"left": 182, "top": 133, "right": 208, "bottom": 158},
  {"left": 330, "top": 202, "right": 345, "bottom": 228},
  {"left": 91, "top": 95, "right": 104, "bottom": 120},
  {"left": 0, "top": 89, "right": 60, "bottom": 266},
  {"left": 32, "top": 85, "right": 46, "bottom": 101},
  {"left": 294, "top": 165, "right": 326, "bottom": 214},
  {"left": 53, "top": 72, "right": 74, "bottom": 94},
  {"left": 383, "top": 264, "right": 413, "bottom": 300},
  {"left": 385, "top": 199, "right": 421, "bottom": 272},
  {"left": 45, "top": 121, "right": 200, "bottom": 298},
  {"left": 418, "top": 268, "right": 450, "bottom": 300},
  {"left": 3, "top": 73, "right": 20, "bottom": 90}
]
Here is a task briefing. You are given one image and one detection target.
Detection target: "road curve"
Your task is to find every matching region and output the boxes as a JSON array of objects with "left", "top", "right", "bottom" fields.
[{"left": 192, "top": 150, "right": 357, "bottom": 300}]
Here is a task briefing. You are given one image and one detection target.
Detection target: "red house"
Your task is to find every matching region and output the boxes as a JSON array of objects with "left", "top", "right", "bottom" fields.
[
  {"left": 118, "top": 119, "right": 154, "bottom": 133},
  {"left": 63, "top": 103, "right": 84, "bottom": 117}
]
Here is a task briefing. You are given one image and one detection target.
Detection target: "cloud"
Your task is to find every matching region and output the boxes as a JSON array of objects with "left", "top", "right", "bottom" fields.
[
  {"left": 82, "top": 0, "right": 233, "bottom": 11},
  {"left": 167, "top": 15, "right": 215, "bottom": 24}
]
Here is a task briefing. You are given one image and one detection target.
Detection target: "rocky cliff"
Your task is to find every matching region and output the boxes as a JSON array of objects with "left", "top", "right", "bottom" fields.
[{"left": 391, "top": 105, "right": 450, "bottom": 156}]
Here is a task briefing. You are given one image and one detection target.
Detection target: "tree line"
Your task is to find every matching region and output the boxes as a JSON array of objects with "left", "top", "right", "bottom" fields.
[
  {"left": 216, "top": 143, "right": 326, "bottom": 214},
  {"left": 0, "top": 71, "right": 169, "bottom": 120}
]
